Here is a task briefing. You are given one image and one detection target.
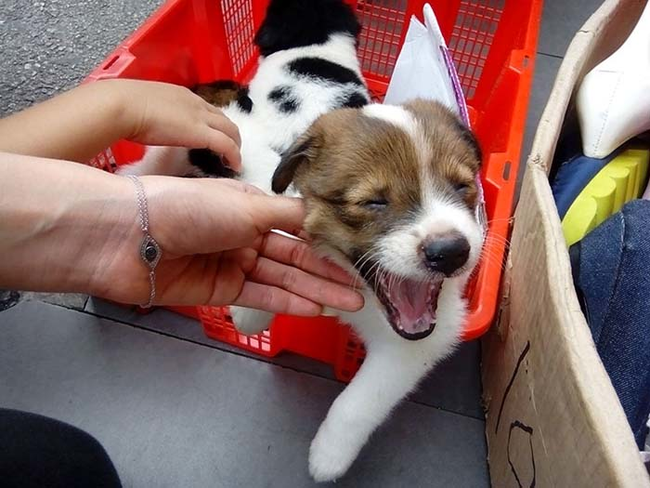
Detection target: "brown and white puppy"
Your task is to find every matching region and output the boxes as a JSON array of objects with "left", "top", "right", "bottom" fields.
[{"left": 236, "top": 99, "right": 484, "bottom": 481}]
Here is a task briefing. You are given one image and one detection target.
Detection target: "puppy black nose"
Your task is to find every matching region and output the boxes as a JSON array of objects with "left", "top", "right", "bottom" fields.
[{"left": 422, "top": 234, "right": 470, "bottom": 276}]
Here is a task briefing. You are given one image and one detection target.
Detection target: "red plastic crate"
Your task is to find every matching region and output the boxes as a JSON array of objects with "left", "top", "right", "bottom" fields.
[{"left": 86, "top": 0, "right": 542, "bottom": 382}]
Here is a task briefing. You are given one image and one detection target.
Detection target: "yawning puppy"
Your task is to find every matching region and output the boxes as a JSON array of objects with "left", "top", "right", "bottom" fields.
[
  {"left": 235, "top": 99, "right": 484, "bottom": 481},
  {"left": 275, "top": 101, "right": 482, "bottom": 338}
]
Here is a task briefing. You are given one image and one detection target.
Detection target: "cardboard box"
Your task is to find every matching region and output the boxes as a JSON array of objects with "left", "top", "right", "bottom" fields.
[{"left": 482, "top": 0, "right": 650, "bottom": 485}]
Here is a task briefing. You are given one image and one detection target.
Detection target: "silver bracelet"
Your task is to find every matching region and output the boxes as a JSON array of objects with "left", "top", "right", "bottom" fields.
[{"left": 127, "top": 175, "right": 161, "bottom": 308}]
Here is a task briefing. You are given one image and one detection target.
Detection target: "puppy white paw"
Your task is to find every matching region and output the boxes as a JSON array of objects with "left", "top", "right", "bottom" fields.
[
  {"left": 230, "top": 306, "right": 274, "bottom": 335},
  {"left": 308, "top": 424, "right": 360, "bottom": 483}
]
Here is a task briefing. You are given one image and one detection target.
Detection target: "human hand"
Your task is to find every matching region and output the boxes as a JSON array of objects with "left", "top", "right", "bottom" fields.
[
  {"left": 105, "top": 79, "right": 242, "bottom": 171},
  {"left": 0, "top": 78, "right": 241, "bottom": 166},
  {"left": 97, "top": 176, "right": 363, "bottom": 316}
]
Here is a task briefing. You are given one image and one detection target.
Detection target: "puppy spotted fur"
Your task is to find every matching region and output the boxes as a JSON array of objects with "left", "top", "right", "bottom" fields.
[{"left": 118, "top": 0, "right": 368, "bottom": 185}]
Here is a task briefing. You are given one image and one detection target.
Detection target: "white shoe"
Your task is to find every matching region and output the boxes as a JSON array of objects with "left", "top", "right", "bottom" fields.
[{"left": 577, "top": 1, "right": 650, "bottom": 159}]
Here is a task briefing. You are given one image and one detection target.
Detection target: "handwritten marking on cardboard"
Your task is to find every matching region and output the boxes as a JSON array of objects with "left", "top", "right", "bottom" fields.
[
  {"left": 496, "top": 341, "right": 531, "bottom": 434},
  {"left": 507, "top": 420, "right": 536, "bottom": 488}
]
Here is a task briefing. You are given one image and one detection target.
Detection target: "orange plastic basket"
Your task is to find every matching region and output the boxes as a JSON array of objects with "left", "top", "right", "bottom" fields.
[{"left": 87, "top": 0, "right": 542, "bottom": 382}]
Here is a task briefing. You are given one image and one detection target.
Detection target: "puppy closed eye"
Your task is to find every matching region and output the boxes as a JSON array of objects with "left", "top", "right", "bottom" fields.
[
  {"left": 361, "top": 198, "right": 388, "bottom": 210},
  {"left": 453, "top": 182, "right": 470, "bottom": 196}
]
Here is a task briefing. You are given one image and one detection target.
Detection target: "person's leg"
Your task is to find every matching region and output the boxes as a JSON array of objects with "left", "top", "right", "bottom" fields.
[{"left": 0, "top": 408, "right": 122, "bottom": 488}]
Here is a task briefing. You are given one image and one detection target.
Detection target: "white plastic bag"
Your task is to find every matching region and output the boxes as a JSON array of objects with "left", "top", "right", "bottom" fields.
[{"left": 384, "top": 4, "right": 469, "bottom": 125}]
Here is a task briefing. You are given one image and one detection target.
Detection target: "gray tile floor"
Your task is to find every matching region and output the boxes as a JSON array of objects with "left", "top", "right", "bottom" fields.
[
  {"left": 1, "top": 302, "right": 488, "bottom": 488},
  {"left": 0, "top": 0, "right": 605, "bottom": 486}
]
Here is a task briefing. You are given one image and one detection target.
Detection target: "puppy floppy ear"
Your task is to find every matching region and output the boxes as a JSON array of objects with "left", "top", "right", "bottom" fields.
[{"left": 272, "top": 134, "right": 320, "bottom": 194}]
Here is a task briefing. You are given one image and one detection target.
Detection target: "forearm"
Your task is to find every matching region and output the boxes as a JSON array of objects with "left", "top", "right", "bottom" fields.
[
  {"left": 0, "top": 80, "right": 132, "bottom": 163},
  {"left": 0, "top": 152, "right": 140, "bottom": 295}
]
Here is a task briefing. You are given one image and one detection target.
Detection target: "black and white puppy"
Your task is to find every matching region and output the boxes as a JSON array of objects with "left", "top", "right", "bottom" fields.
[{"left": 118, "top": 0, "right": 369, "bottom": 192}]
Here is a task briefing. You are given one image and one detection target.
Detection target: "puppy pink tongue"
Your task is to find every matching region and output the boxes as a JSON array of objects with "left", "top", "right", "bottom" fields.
[{"left": 390, "top": 279, "right": 433, "bottom": 334}]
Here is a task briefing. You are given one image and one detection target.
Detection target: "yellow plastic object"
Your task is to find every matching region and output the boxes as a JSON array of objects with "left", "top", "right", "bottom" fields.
[{"left": 562, "top": 148, "right": 650, "bottom": 246}]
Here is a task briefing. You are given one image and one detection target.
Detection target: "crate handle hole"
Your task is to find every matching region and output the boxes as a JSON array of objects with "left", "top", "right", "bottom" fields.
[
  {"left": 502, "top": 160, "right": 512, "bottom": 181},
  {"left": 522, "top": 55, "right": 530, "bottom": 69},
  {"left": 103, "top": 55, "right": 120, "bottom": 71}
]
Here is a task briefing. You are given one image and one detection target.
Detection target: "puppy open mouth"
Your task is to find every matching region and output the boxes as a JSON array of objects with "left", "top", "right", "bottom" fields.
[{"left": 372, "top": 274, "right": 444, "bottom": 341}]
